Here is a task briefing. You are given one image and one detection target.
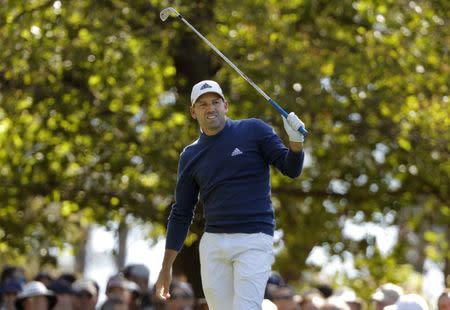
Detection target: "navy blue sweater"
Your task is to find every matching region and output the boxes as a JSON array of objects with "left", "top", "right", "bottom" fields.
[{"left": 166, "top": 118, "right": 304, "bottom": 251}]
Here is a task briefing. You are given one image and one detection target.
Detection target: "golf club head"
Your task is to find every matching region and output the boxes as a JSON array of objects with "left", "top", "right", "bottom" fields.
[{"left": 160, "top": 7, "right": 179, "bottom": 22}]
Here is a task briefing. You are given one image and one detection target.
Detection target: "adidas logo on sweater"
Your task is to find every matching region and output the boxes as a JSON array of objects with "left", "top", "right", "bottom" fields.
[{"left": 231, "top": 148, "right": 243, "bottom": 157}]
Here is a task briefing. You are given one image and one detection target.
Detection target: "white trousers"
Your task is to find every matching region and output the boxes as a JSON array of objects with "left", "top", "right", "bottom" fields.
[{"left": 199, "top": 232, "right": 274, "bottom": 310}]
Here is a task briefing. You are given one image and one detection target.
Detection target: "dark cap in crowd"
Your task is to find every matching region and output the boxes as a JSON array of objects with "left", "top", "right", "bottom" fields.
[
  {"left": 15, "top": 281, "right": 57, "bottom": 310},
  {"left": 48, "top": 279, "right": 74, "bottom": 295},
  {"left": 1, "top": 279, "right": 23, "bottom": 294},
  {"left": 267, "top": 272, "right": 285, "bottom": 287},
  {"left": 123, "top": 264, "right": 150, "bottom": 280}
]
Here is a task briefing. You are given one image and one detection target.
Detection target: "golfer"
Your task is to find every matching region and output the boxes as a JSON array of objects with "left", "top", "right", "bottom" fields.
[{"left": 155, "top": 80, "right": 306, "bottom": 310}]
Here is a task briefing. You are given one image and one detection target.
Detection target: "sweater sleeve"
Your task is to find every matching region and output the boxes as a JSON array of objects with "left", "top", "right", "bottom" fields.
[
  {"left": 166, "top": 150, "right": 199, "bottom": 251},
  {"left": 255, "top": 119, "right": 305, "bottom": 178}
]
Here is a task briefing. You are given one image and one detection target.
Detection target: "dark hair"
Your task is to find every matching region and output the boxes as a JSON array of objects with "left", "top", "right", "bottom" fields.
[
  {"left": 316, "top": 284, "right": 333, "bottom": 298},
  {"left": 57, "top": 273, "right": 77, "bottom": 284},
  {"left": 34, "top": 272, "right": 54, "bottom": 284}
]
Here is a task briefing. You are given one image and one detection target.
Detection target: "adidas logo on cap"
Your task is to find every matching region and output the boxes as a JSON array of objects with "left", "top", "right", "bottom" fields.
[{"left": 200, "top": 83, "right": 212, "bottom": 90}]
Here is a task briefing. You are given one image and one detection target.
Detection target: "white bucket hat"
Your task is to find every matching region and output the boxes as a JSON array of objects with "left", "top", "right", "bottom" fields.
[
  {"left": 15, "top": 281, "right": 57, "bottom": 310},
  {"left": 190, "top": 80, "right": 225, "bottom": 105}
]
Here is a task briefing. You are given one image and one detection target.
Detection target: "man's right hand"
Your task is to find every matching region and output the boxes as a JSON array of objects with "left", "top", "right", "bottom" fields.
[{"left": 155, "top": 268, "right": 172, "bottom": 300}]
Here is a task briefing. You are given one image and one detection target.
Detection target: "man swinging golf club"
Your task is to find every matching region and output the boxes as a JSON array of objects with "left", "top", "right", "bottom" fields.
[{"left": 155, "top": 80, "right": 306, "bottom": 310}]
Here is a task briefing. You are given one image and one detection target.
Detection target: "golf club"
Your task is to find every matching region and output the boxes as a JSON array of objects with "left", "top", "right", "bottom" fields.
[{"left": 160, "top": 7, "right": 308, "bottom": 137}]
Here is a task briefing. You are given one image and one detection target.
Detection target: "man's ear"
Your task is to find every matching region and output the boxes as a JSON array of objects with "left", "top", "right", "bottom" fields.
[
  {"left": 190, "top": 105, "right": 197, "bottom": 119},
  {"left": 224, "top": 100, "right": 229, "bottom": 112}
]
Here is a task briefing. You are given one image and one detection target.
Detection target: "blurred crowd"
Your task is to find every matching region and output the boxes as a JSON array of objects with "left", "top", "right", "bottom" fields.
[{"left": 0, "top": 264, "right": 449, "bottom": 310}]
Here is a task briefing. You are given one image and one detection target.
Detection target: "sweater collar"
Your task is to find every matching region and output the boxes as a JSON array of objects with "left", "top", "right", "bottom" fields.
[{"left": 199, "top": 118, "right": 232, "bottom": 142}]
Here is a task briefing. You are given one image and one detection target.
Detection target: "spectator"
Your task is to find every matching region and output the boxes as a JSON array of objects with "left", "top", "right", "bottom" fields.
[
  {"left": 0, "top": 279, "right": 23, "bottom": 310},
  {"left": 438, "top": 290, "right": 450, "bottom": 310},
  {"left": 123, "top": 265, "right": 149, "bottom": 291},
  {"left": 72, "top": 279, "right": 98, "bottom": 310},
  {"left": 385, "top": 294, "right": 429, "bottom": 310},
  {"left": 371, "top": 283, "right": 403, "bottom": 310},
  {"left": 127, "top": 281, "right": 142, "bottom": 310},
  {"left": 264, "top": 272, "right": 286, "bottom": 300},
  {"left": 47, "top": 278, "right": 74, "bottom": 310},
  {"left": 1, "top": 267, "right": 26, "bottom": 285},
  {"left": 123, "top": 264, "right": 153, "bottom": 309},
  {"left": 15, "top": 281, "right": 57, "bottom": 310},
  {"left": 104, "top": 275, "right": 133, "bottom": 308}
]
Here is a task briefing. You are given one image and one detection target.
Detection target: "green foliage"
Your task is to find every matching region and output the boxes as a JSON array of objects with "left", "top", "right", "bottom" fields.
[{"left": 0, "top": 0, "right": 448, "bottom": 286}]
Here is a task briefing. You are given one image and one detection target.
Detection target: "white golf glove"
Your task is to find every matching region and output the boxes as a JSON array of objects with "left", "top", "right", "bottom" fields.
[{"left": 282, "top": 112, "right": 305, "bottom": 143}]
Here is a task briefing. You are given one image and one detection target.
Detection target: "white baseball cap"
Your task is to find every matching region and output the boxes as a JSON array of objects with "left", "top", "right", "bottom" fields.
[{"left": 190, "top": 80, "right": 225, "bottom": 105}]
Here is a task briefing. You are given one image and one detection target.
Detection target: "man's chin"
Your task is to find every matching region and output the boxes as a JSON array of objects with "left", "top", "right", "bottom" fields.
[{"left": 202, "top": 120, "right": 225, "bottom": 132}]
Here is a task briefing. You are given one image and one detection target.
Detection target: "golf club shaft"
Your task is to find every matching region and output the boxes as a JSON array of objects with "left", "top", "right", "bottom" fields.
[{"left": 175, "top": 13, "right": 308, "bottom": 136}]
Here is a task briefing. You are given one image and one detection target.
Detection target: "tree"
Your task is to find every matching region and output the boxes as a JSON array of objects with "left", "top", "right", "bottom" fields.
[{"left": 0, "top": 0, "right": 448, "bottom": 295}]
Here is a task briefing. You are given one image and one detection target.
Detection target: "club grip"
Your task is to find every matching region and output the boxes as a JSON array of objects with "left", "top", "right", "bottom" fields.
[{"left": 268, "top": 98, "right": 308, "bottom": 137}]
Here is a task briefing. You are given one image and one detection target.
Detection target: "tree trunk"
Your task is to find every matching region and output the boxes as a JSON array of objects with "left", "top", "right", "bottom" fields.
[
  {"left": 74, "top": 226, "right": 92, "bottom": 274},
  {"left": 173, "top": 238, "right": 203, "bottom": 298},
  {"left": 445, "top": 252, "right": 450, "bottom": 287},
  {"left": 115, "top": 221, "right": 128, "bottom": 271},
  {"left": 172, "top": 203, "right": 205, "bottom": 298}
]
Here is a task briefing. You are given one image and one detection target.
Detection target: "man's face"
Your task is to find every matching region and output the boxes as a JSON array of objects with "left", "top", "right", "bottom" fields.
[
  {"left": 107, "top": 286, "right": 131, "bottom": 304},
  {"left": 23, "top": 296, "right": 49, "bottom": 310},
  {"left": 438, "top": 293, "right": 450, "bottom": 310},
  {"left": 190, "top": 92, "right": 228, "bottom": 136},
  {"left": 72, "top": 291, "right": 98, "bottom": 310}
]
